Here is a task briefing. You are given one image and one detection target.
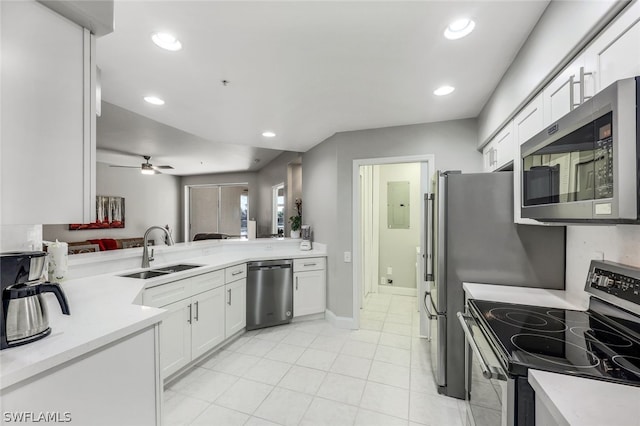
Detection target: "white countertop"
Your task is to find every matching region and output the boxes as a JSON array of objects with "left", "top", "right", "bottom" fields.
[
  {"left": 463, "top": 282, "right": 586, "bottom": 310},
  {"left": 529, "top": 370, "right": 640, "bottom": 426},
  {"left": 0, "top": 240, "right": 326, "bottom": 390}
]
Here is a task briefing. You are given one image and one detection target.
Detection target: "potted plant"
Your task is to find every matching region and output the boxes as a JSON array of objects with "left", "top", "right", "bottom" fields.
[
  {"left": 289, "top": 214, "right": 301, "bottom": 239},
  {"left": 289, "top": 198, "right": 302, "bottom": 239}
]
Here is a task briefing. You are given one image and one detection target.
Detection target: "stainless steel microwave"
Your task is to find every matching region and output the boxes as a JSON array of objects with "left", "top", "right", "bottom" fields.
[{"left": 520, "top": 76, "right": 639, "bottom": 223}]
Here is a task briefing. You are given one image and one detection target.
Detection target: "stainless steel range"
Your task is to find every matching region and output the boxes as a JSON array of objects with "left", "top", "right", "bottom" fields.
[{"left": 458, "top": 260, "right": 640, "bottom": 426}]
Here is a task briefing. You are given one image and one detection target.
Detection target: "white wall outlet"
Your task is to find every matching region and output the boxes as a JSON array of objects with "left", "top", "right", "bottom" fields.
[
  {"left": 344, "top": 251, "right": 352, "bottom": 262},
  {"left": 381, "top": 277, "right": 386, "bottom": 285},
  {"left": 387, "top": 266, "right": 393, "bottom": 275}
]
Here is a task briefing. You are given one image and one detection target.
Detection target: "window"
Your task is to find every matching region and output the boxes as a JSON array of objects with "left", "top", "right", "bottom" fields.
[{"left": 272, "top": 183, "right": 285, "bottom": 236}]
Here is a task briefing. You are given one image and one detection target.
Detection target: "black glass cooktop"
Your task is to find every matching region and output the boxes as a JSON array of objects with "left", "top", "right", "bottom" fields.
[{"left": 469, "top": 299, "right": 640, "bottom": 386}]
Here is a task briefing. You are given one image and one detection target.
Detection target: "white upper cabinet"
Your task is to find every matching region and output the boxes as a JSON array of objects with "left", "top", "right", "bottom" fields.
[
  {"left": 542, "top": 54, "right": 593, "bottom": 126},
  {"left": 512, "top": 94, "right": 544, "bottom": 224},
  {"left": 584, "top": 1, "right": 640, "bottom": 93},
  {"left": 1, "top": 1, "right": 96, "bottom": 225},
  {"left": 482, "top": 122, "right": 514, "bottom": 173}
]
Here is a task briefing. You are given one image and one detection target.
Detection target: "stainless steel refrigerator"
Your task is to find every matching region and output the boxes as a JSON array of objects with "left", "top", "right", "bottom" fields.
[{"left": 425, "top": 171, "right": 566, "bottom": 399}]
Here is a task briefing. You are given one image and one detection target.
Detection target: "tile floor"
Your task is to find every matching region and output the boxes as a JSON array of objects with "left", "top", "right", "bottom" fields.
[{"left": 163, "top": 293, "right": 467, "bottom": 426}]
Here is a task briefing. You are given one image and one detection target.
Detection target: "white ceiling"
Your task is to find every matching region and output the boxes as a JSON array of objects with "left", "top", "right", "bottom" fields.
[{"left": 97, "top": 1, "right": 549, "bottom": 175}]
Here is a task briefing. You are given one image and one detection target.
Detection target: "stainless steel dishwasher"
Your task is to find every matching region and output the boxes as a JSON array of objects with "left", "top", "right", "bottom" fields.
[{"left": 246, "top": 259, "right": 293, "bottom": 330}]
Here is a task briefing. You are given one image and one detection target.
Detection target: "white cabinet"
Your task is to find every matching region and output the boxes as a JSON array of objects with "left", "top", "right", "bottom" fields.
[
  {"left": 0, "top": 1, "right": 96, "bottom": 225},
  {"left": 144, "top": 270, "right": 227, "bottom": 379},
  {"left": 191, "top": 286, "right": 226, "bottom": 359},
  {"left": 482, "top": 122, "right": 514, "bottom": 172},
  {"left": 159, "top": 298, "right": 192, "bottom": 378},
  {"left": 512, "top": 94, "right": 545, "bottom": 225},
  {"left": 224, "top": 264, "right": 247, "bottom": 337},
  {"left": 293, "top": 258, "right": 326, "bottom": 317},
  {"left": 584, "top": 0, "right": 640, "bottom": 93}
]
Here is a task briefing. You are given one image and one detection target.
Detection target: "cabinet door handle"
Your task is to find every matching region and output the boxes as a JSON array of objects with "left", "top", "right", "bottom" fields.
[
  {"left": 228, "top": 289, "right": 232, "bottom": 305},
  {"left": 296, "top": 276, "right": 299, "bottom": 290},
  {"left": 188, "top": 304, "right": 192, "bottom": 324},
  {"left": 194, "top": 301, "right": 199, "bottom": 321},
  {"left": 303, "top": 263, "right": 316, "bottom": 267},
  {"left": 232, "top": 270, "right": 242, "bottom": 276}
]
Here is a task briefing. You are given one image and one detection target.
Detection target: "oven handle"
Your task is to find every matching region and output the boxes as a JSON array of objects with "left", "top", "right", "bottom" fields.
[{"left": 457, "top": 312, "right": 493, "bottom": 380}]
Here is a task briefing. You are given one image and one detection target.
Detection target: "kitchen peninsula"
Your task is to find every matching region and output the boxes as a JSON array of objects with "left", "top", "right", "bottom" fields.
[{"left": 0, "top": 239, "right": 326, "bottom": 425}]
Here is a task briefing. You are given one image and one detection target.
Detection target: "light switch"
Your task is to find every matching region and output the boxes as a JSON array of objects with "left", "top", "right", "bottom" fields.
[
  {"left": 387, "top": 267, "right": 393, "bottom": 275},
  {"left": 344, "top": 251, "right": 352, "bottom": 262}
]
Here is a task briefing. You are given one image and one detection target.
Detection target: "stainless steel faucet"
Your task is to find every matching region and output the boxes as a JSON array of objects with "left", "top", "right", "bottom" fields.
[{"left": 142, "top": 226, "right": 175, "bottom": 268}]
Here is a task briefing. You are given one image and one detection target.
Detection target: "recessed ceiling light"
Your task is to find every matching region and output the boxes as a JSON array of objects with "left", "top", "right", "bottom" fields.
[
  {"left": 434, "top": 86, "right": 455, "bottom": 96},
  {"left": 444, "top": 18, "right": 475, "bottom": 40},
  {"left": 262, "top": 131, "right": 276, "bottom": 138},
  {"left": 151, "top": 32, "right": 182, "bottom": 51},
  {"left": 144, "top": 96, "right": 165, "bottom": 105}
]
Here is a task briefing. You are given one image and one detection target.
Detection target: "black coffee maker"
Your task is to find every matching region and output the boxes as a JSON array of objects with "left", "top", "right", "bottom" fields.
[{"left": 1, "top": 251, "right": 70, "bottom": 350}]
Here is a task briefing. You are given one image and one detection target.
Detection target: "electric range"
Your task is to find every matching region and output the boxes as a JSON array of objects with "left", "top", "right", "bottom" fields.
[
  {"left": 460, "top": 260, "right": 640, "bottom": 426},
  {"left": 468, "top": 299, "right": 640, "bottom": 385}
]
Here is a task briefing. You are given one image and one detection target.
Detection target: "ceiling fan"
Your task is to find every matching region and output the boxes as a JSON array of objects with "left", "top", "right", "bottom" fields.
[{"left": 109, "top": 155, "right": 174, "bottom": 175}]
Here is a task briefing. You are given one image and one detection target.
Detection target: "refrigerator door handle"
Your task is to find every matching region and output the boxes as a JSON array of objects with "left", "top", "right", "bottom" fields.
[
  {"left": 424, "top": 193, "right": 434, "bottom": 282},
  {"left": 434, "top": 173, "right": 447, "bottom": 313}
]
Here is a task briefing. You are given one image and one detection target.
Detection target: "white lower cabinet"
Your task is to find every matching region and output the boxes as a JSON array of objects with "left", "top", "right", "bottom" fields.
[
  {"left": 224, "top": 263, "right": 247, "bottom": 336},
  {"left": 144, "top": 269, "right": 235, "bottom": 379},
  {"left": 191, "top": 287, "right": 226, "bottom": 360},
  {"left": 293, "top": 258, "right": 326, "bottom": 317},
  {"left": 159, "top": 298, "right": 192, "bottom": 378}
]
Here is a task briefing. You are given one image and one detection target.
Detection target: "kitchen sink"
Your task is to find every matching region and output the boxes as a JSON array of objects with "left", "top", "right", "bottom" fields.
[
  {"left": 119, "top": 264, "right": 203, "bottom": 279},
  {"left": 120, "top": 270, "right": 170, "bottom": 280},
  {"left": 153, "top": 264, "right": 202, "bottom": 273}
]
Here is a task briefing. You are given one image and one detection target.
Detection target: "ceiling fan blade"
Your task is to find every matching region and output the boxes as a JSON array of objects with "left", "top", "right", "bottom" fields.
[
  {"left": 109, "top": 165, "right": 140, "bottom": 168},
  {"left": 153, "top": 165, "right": 174, "bottom": 170}
]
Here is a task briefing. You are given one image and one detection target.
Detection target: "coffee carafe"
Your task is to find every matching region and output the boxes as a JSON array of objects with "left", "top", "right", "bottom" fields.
[{"left": 1, "top": 251, "right": 70, "bottom": 350}]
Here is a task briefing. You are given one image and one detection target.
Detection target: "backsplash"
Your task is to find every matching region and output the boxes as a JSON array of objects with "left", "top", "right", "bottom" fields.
[
  {"left": 0, "top": 225, "right": 43, "bottom": 251},
  {"left": 566, "top": 225, "right": 640, "bottom": 306}
]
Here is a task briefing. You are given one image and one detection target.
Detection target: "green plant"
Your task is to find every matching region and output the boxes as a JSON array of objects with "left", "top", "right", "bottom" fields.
[{"left": 289, "top": 214, "right": 302, "bottom": 231}]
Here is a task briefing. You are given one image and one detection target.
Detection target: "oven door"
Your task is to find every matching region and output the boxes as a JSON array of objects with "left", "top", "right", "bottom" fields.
[{"left": 457, "top": 312, "right": 510, "bottom": 426}]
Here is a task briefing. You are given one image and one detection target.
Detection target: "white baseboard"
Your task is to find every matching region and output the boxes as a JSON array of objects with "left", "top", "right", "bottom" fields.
[
  {"left": 378, "top": 285, "right": 417, "bottom": 297},
  {"left": 325, "top": 309, "right": 357, "bottom": 329}
]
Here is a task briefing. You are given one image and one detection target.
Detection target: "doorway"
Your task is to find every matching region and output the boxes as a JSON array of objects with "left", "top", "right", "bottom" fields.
[{"left": 353, "top": 155, "right": 433, "bottom": 334}]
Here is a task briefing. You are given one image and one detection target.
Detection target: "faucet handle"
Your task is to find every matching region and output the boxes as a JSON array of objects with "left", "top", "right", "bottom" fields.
[{"left": 149, "top": 248, "right": 155, "bottom": 262}]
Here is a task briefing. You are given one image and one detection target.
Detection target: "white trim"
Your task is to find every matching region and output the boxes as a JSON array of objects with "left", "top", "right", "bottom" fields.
[
  {"left": 352, "top": 154, "right": 435, "bottom": 331},
  {"left": 378, "top": 285, "right": 418, "bottom": 297},
  {"left": 325, "top": 309, "right": 357, "bottom": 330}
]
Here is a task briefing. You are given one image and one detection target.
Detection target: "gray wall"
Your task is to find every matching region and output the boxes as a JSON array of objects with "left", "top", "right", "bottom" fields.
[
  {"left": 478, "top": 0, "right": 625, "bottom": 146},
  {"left": 44, "top": 162, "right": 182, "bottom": 243},
  {"left": 303, "top": 118, "right": 482, "bottom": 317},
  {"left": 255, "top": 151, "right": 302, "bottom": 237}
]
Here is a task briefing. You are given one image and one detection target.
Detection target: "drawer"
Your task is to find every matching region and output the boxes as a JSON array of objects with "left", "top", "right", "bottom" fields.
[
  {"left": 191, "top": 270, "right": 225, "bottom": 295},
  {"left": 293, "top": 257, "right": 326, "bottom": 272},
  {"left": 143, "top": 279, "right": 192, "bottom": 308},
  {"left": 225, "top": 263, "right": 247, "bottom": 283}
]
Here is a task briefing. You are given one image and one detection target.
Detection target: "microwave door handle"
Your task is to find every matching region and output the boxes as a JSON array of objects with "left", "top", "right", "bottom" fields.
[
  {"left": 457, "top": 312, "right": 493, "bottom": 379},
  {"left": 424, "top": 193, "right": 434, "bottom": 281}
]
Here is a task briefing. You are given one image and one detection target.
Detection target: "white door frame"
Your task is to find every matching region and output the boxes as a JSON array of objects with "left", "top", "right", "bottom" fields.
[{"left": 352, "top": 154, "right": 435, "bottom": 329}]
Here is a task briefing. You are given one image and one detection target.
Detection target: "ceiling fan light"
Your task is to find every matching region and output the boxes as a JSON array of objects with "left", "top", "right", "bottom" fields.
[{"left": 141, "top": 163, "right": 155, "bottom": 174}]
